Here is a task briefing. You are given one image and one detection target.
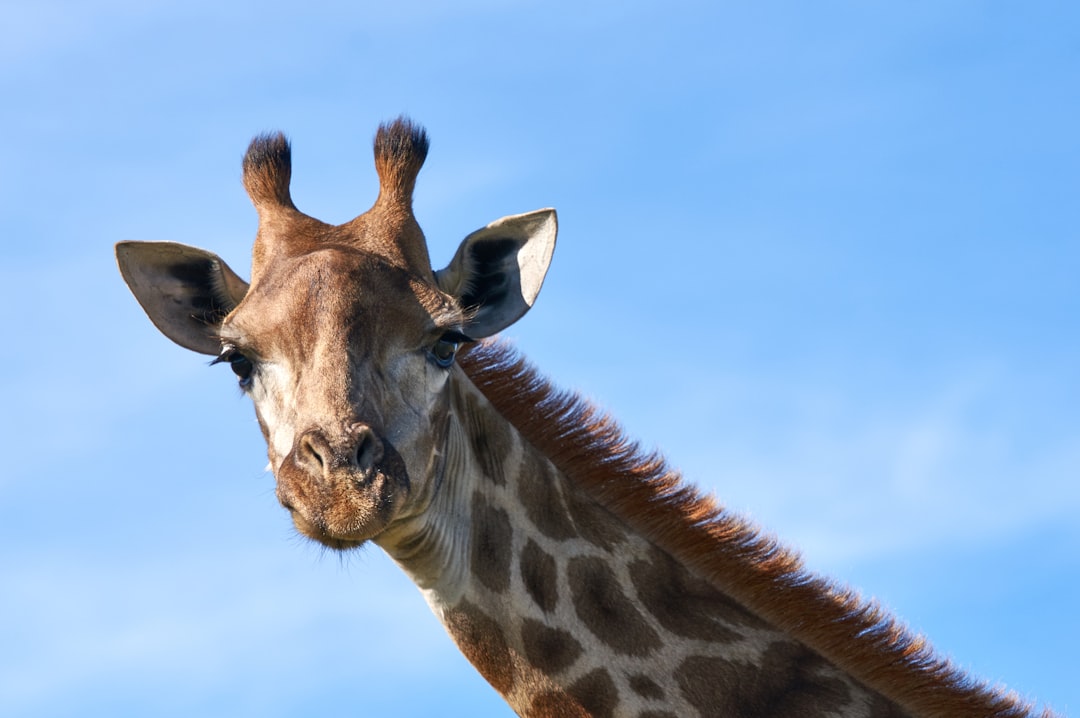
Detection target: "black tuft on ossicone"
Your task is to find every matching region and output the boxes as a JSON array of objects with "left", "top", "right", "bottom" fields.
[
  {"left": 242, "top": 132, "right": 295, "bottom": 209},
  {"left": 375, "top": 117, "right": 429, "bottom": 166},
  {"left": 373, "top": 117, "right": 429, "bottom": 203}
]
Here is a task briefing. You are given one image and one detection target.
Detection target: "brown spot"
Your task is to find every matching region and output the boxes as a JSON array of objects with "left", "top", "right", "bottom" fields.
[
  {"left": 470, "top": 491, "right": 513, "bottom": 593},
  {"left": 567, "top": 556, "right": 661, "bottom": 656},
  {"left": 518, "top": 460, "right": 579, "bottom": 541},
  {"left": 628, "top": 674, "right": 664, "bottom": 700},
  {"left": 567, "top": 668, "right": 619, "bottom": 718},
  {"left": 520, "top": 539, "right": 559, "bottom": 613},
  {"left": 443, "top": 601, "right": 515, "bottom": 695},
  {"left": 564, "top": 484, "right": 627, "bottom": 549},
  {"left": 630, "top": 548, "right": 755, "bottom": 642},
  {"left": 467, "top": 396, "right": 510, "bottom": 486},
  {"left": 528, "top": 691, "right": 590, "bottom": 718},
  {"left": 520, "top": 619, "right": 583, "bottom": 675},
  {"left": 676, "top": 643, "right": 851, "bottom": 718}
]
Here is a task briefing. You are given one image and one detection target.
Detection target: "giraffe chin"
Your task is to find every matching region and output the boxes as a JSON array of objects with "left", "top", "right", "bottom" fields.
[{"left": 288, "top": 510, "right": 369, "bottom": 551}]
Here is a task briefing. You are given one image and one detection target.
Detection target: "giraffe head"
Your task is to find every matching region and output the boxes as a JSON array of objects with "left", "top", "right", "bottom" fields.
[{"left": 117, "top": 118, "right": 557, "bottom": 550}]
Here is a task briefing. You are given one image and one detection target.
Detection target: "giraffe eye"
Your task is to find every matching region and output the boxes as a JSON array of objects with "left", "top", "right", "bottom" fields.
[
  {"left": 430, "top": 330, "right": 471, "bottom": 369},
  {"left": 430, "top": 337, "right": 459, "bottom": 368},
  {"left": 214, "top": 346, "right": 255, "bottom": 388}
]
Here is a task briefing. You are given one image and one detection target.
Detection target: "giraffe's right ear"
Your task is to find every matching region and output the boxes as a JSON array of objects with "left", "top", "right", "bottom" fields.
[
  {"left": 435, "top": 208, "right": 557, "bottom": 338},
  {"left": 116, "top": 241, "right": 249, "bottom": 356}
]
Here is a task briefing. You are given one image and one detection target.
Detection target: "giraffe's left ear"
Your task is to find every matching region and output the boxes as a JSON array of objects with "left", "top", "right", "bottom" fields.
[{"left": 435, "top": 208, "right": 557, "bottom": 338}]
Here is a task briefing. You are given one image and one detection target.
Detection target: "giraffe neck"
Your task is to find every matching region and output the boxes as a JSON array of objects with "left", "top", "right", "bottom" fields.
[
  {"left": 373, "top": 343, "right": 1036, "bottom": 718},
  {"left": 377, "top": 364, "right": 900, "bottom": 718}
]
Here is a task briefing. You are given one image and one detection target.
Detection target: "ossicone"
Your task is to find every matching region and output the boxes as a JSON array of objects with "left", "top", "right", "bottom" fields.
[
  {"left": 242, "top": 132, "right": 295, "bottom": 210},
  {"left": 373, "top": 117, "right": 429, "bottom": 206}
]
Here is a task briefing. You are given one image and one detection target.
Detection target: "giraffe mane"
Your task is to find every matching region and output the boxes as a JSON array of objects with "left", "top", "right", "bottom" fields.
[{"left": 459, "top": 340, "right": 1044, "bottom": 718}]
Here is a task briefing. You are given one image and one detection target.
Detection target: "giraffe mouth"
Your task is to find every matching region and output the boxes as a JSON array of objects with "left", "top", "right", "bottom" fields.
[
  {"left": 274, "top": 437, "right": 412, "bottom": 550},
  {"left": 275, "top": 466, "right": 404, "bottom": 549}
]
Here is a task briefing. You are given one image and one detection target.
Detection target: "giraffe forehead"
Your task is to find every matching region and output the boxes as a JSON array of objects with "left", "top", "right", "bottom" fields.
[{"left": 226, "top": 247, "right": 460, "bottom": 352}]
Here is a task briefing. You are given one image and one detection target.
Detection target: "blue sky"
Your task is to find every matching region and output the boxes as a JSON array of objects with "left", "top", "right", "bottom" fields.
[{"left": 2, "top": 1, "right": 1077, "bottom": 716}]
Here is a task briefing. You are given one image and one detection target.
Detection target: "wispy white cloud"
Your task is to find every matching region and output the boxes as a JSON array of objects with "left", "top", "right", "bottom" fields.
[{"left": 613, "top": 361, "right": 1079, "bottom": 571}]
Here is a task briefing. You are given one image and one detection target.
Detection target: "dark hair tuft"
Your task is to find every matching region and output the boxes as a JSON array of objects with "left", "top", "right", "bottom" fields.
[
  {"left": 373, "top": 116, "right": 429, "bottom": 203},
  {"left": 242, "top": 132, "right": 294, "bottom": 209}
]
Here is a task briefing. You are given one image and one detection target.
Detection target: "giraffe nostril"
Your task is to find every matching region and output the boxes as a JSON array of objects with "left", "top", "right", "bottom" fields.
[
  {"left": 350, "top": 423, "right": 385, "bottom": 473},
  {"left": 295, "top": 430, "right": 330, "bottom": 476},
  {"left": 306, "top": 441, "right": 324, "bottom": 469}
]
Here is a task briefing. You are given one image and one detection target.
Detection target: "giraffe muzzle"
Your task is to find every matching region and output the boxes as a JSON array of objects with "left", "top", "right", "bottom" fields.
[{"left": 273, "top": 423, "right": 410, "bottom": 549}]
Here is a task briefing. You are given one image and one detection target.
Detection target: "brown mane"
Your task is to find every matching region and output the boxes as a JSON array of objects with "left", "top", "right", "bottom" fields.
[{"left": 459, "top": 340, "right": 1044, "bottom": 718}]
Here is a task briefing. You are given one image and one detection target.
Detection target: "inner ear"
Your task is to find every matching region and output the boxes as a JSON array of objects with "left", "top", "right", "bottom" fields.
[
  {"left": 116, "top": 241, "right": 249, "bottom": 355},
  {"left": 435, "top": 209, "right": 557, "bottom": 338},
  {"left": 458, "top": 238, "right": 522, "bottom": 315}
]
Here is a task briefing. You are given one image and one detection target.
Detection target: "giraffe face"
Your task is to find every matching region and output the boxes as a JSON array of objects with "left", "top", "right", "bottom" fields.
[
  {"left": 216, "top": 247, "right": 467, "bottom": 549},
  {"left": 116, "top": 119, "right": 557, "bottom": 551}
]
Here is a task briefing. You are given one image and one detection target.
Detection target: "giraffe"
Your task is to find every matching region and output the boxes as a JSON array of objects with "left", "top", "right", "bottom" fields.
[{"left": 116, "top": 118, "right": 1047, "bottom": 718}]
